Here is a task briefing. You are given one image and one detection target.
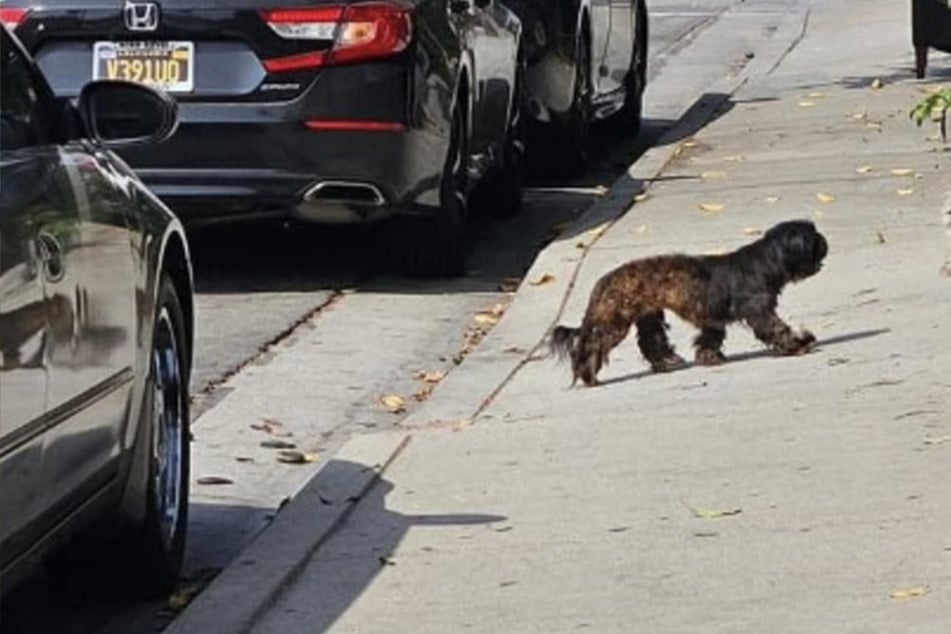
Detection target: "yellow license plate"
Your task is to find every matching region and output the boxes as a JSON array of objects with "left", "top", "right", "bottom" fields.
[{"left": 93, "top": 41, "right": 194, "bottom": 93}]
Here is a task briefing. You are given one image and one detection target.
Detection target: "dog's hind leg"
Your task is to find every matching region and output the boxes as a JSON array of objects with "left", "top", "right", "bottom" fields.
[
  {"left": 746, "top": 312, "right": 815, "bottom": 355},
  {"left": 636, "top": 310, "right": 687, "bottom": 372},
  {"left": 694, "top": 324, "right": 727, "bottom": 365}
]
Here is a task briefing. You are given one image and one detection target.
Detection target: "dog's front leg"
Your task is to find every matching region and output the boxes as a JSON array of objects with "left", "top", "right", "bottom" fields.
[{"left": 746, "top": 312, "right": 815, "bottom": 355}]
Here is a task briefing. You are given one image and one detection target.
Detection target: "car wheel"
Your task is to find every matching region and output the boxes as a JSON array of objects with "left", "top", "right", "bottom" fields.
[
  {"left": 472, "top": 66, "right": 525, "bottom": 219},
  {"left": 549, "top": 34, "right": 591, "bottom": 177},
  {"left": 389, "top": 105, "right": 470, "bottom": 277},
  {"left": 130, "top": 273, "right": 191, "bottom": 592},
  {"left": 614, "top": 6, "right": 647, "bottom": 136}
]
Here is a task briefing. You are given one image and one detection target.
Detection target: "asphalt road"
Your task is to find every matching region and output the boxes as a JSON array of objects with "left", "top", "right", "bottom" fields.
[{"left": 0, "top": 1, "right": 786, "bottom": 631}]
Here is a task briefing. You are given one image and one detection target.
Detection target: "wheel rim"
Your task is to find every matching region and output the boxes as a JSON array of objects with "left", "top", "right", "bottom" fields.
[{"left": 150, "top": 307, "right": 184, "bottom": 552}]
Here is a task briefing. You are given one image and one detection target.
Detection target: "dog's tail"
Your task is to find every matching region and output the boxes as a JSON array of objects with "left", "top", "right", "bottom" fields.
[{"left": 550, "top": 325, "right": 581, "bottom": 363}]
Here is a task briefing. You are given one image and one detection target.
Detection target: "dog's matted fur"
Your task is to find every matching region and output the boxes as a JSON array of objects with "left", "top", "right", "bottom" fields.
[{"left": 551, "top": 219, "right": 828, "bottom": 386}]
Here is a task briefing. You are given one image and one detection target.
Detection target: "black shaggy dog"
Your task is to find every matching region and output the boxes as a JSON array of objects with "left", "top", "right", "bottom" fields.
[{"left": 551, "top": 220, "right": 828, "bottom": 386}]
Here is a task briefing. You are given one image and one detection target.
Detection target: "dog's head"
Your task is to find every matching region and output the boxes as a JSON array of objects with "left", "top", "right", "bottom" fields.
[{"left": 763, "top": 220, "right": 828, "bottom": 282}]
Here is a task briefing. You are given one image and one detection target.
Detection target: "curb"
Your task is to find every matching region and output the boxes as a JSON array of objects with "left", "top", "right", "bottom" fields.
[{"left": 166, "top": 432, "right": 411, "bottom": 634}]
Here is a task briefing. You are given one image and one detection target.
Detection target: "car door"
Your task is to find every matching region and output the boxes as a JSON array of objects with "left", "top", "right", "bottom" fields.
[
  {"left": 1, "top": 30, "right": 139, "bottom": 522},
  {"left": 0, "top": 29, "right": 73, "bottom": 567}
]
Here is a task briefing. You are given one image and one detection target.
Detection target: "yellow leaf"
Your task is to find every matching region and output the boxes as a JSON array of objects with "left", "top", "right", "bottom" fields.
[
  {"left": 587, "top": 222, "right": 609, "bottom": 238},
  {"left": 816, "top": 193, "right": 836, "bottom": 203},
  {"left": 798, "top": 100, "right": 816, "bottom": 108},
  {"left": 765, "top": 196, "right": 780, "bottom": 204},
  {"left": 806, "top": 92, "right": 826, "bottom": 98},
  {"left": 684, "top": 501, "right": 742, "bottom": 519},
  {"left": 896, "top": 188, "right": 914, "bottom": 196},
  {"left": 380, "top": 394, "right": 406, "bottom": 413},
  {"left": 813, "top": 210, "right": 825, "bottom": 220},
  {"left": 632, "top": 224, "right": 649, "bottom": 234},
  {"left": 634, "top": 191, "right": 651, "bottom": 202},
  {"left": 415, "top": 370, "right": 446, "bottom": 383},
  {"left": 866, "top": 122, "right": 882, "bottom": 130},
  {"left": 743, "top": 227, "right": 763, "bottom": 236},
  {"left": 855, "top": 165, "right": 873, "bottom": 174},
  {"left": 701, "top": 171, "right": 727, "bottom": 179},
  {"left": 890, "top": 168, "right": 913, "bottom": 176},
  {"left": 474, "top": 313, "right": 499, "bottom": 326},
  {"left": 851, "top": 111, "right": 868, "bottom": 120},
  {"left": 890, "top": 585, "right": 929, "bottom": 599},
  {"left": 530, "top": 273, "right": 555, "bottom": 286},
  {"left": 698, "top": 202, "right": 725, "bottom": 213},
  {"left": 722, "top": 155, "right": 745, "bottom": 163},
  {"left": 682, "top": 140, "right": 698, "bottom": 148},
  {"left": 870, "top": 78, "right": 884, "bottom": 89}
]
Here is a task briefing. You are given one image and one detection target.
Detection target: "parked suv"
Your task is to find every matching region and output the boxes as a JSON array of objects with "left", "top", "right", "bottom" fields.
[{"left": 1, "top": 0, "right": 525, "bottom": 276}]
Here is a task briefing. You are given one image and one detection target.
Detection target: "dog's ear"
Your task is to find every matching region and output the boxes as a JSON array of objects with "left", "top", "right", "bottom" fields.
[{"left": 766, "top": 220, "right": 827, "bottom": 280}]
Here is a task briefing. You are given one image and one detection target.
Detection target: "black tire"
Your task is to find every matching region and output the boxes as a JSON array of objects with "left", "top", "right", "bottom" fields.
[
  {"left": 614, "top": 4, "right": 647, "bottom": 137},
  {"left": 126, "top": 273, "right": 191, "bottom": 593},
  {"left": 548, "top": 33, "right": 592, "bottom": 177},
  {"left": 388, "top": 104, "right": 470, "bottom": 277},
  {"left": 47, "top": 275, "right": 190, "bottom": 598},
  {"left": 472, "top": 65, "right": 525, "bottom": 219}
]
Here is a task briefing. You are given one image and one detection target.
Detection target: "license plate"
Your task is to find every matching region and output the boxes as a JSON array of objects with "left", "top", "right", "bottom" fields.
[{"left": 93, "top": 41, "right": 194, "bottom": 93}]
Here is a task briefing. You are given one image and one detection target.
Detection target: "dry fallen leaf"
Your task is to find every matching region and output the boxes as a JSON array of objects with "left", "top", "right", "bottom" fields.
[
  {"left": 890, "top": 168, "right": 914, "bottom": 176},
  {"left": 807, "top": 92, "right": 826, "bottom": 99},
  {"left": 276, "top": 450, "right": 318, "bottom": 465},
  {"left": 260, "top": 439, "right": 296, "bottom": 450},
  {"left": 530, "top": 273, "right": 555, "bottom": 286},
  {"left": 855, "top": 165, "right": 873, "bottom": 174},
  {"left": 634, "top": 191, "right": 651, "bottom": 202},
  {"left": 498, "top": 277, "right": 520, "bottom": 293},
  {"left": 816, "top": 192, "right": 836, "bottom": 203},
  {"left": 474, "top": 313, "right": 499, "bottom": 326},
  {"left": 380, "top": 394, "right": 406, "bottom": 413},
  {"left": 798, "top": 100, "right": 816, "bottom": 108},
  {"left": 685, "top": 503, "right": 742, "bottom": 519},
  {"left": 875, "top": 231, "right": 887, "bottom": 245},
  {"left": 415, "top": 370, "right": 446, "bottom": 383},
  {"left": 923, "top": 435, "right": 951, "bottom": 446},
  {"left": 870, "top": 78, "right": 884, "bottom": 89},
  {"left": 722, "top": 155, "right": 746, "bottom": 163},
  {"left": 197, "top": 476, "right": 234, "bottom": 486},
  {"left": 896, "top": 188, "right": 914, "bottom": 196},
  {"left": 765, "top": 196, "right": 780, "bottom": 204},
  {"left": 851, "top": 111, "right": 868, "bottom": 120},
  {"left": 701, "top": 171, "right": 727, "bottom": 179},
  {"left": 682, "top": 140, "right": 699, "bottom": 148},
  {"left": 632, "top": 224, "right": 649, "bottom": 235},
  {"left": 743, "top": 227, "right": 763, "bottom": 236},
  {"left": 890, "top": 585, "right": 929, "bottom": 599},
  {"left": 698, "top": 202, "right": 725, "bottom": 213}
]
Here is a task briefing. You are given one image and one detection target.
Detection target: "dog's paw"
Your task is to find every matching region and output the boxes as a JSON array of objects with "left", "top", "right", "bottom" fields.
[
  {"left": 651, "top": 353, "right": 688, "bottom": 372},
  {"left": 695, "top": 348, "right": 726, "bottom": 366}
]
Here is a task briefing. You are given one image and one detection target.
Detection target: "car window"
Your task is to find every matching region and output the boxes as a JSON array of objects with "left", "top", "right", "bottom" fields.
[{"left": 0, "top": 30, "right": 57, "bottom": 150}]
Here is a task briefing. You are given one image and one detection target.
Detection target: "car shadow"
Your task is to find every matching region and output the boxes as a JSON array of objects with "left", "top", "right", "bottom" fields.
[{"left": 596, "top": 328, "right": 892, "bottom": 388}]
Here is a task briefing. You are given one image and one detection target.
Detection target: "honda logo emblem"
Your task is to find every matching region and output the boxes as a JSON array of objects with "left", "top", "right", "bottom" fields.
[{"left": 123, "top": 1, "right": 159, "bottom": 31}]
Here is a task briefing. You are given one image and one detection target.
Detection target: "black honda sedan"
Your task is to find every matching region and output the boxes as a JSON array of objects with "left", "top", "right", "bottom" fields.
[
  {"left": 2, "top": 1, "right": 525, "bottom": 276},
  {"left": 1, "top": 26, "right": 194, "bottom": 595}
]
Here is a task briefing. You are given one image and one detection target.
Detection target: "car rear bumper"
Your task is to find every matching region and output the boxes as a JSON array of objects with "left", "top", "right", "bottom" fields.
[{"left": 126, "top": 121, "right": 448, "bottom": 225}]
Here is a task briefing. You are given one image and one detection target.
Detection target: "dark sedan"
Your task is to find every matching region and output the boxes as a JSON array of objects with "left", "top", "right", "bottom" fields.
[
  {"left": 0, "top": 26, "right": 194, "bottom": 595},
  {"left": 508, "top": 0, "right": 648, "bottom": 174},
  {"left": 2, "top": 0, "right": 525, "bottom": 276}
]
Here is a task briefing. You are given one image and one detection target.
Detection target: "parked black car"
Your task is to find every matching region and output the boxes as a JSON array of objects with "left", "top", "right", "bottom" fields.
[
  {"left": 0, "top": 25, "right": 194, "bottom": 595},
  {"left": 507, "top": 0, "right": 648, "bottom": 174},
  {"left": 1, "top": 0, "right": 525, "bottom": 276}
]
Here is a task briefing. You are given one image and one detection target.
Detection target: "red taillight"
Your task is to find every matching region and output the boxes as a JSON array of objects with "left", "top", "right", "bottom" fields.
[
  {"left": 259, "top": 2, "right": 411, "bottom": 72},
  {"left": 262, "top": 50, "right": 327, "bottom": 72},
  {"left": 0, "top": 7, "right": 29, "bottom": 30},
  {"left": 303, "top": 119, "right": 406, "bottom": 132}
]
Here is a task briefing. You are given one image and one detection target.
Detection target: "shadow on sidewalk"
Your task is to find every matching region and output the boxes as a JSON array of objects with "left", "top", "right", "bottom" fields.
[
  {"left": 271, "top": 470, "right": 506, "bottom": 633},
  {"left": 598, "top": 328, "right": 891, "bottom": 388}
]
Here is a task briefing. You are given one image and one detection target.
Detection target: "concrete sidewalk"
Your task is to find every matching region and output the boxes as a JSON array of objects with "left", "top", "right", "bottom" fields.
[{"left": 174, "top": 0, "right": 951, "bottom": 632}]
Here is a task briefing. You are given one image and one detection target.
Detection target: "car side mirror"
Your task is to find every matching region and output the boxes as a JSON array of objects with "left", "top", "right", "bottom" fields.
[{"left": 77, "top": 80, "right": 177, "bottom": 148}]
